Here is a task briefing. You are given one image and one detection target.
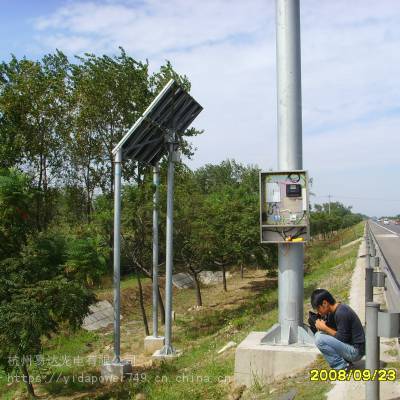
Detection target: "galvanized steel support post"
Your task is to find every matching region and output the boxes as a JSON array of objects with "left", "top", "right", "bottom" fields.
[
  {"left": 366, "top": 302, "right": 380, "bottom": 400},
  {"left": 152, "top": 164, "right": 160, "bottom": 337},
  {"left": 160, "top": 142, "right": 177, "bottom": 355},
  {"left": 113, "top": 148, "right": 122, "bottom": 362}
]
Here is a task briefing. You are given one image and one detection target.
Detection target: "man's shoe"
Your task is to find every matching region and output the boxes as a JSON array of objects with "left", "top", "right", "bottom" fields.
[{"left": 344, "top": 363, "right": 353, "bottom": 373}]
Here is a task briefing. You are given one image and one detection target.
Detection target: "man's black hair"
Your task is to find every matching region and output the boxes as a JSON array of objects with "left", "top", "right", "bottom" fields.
[{"left": 311, "top": 289, "right": 336, "bottom": 309}]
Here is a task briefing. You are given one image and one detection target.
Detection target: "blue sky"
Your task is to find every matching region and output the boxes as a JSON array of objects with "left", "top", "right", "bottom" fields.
[{"left": 1, "top": 0, "right": 400, "bottom": 217}]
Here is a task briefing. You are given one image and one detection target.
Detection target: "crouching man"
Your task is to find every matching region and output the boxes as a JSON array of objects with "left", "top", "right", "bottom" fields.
[{"left": 311, "top": 289, "right": 365, "bottom": 370}]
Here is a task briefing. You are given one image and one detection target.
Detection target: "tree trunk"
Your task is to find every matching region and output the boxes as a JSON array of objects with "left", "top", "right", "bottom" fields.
[
  {"left": 21, "top": 362, "right": 35, "bottom": 398},
  {"left": 36, "top": 153, "right": 43, "bottom": 229},
  {"left": 221, "top": 264, "right": 227, "bottom": 292},
  {"left": 193, "top": 272, "right": 202, "bottom": 307},
  {"left": 86, "top": 162, "right": 92, "bottom": 223},
  {"left": 86, "top": 194, "right": 91, "bottom": 223},
  {"left": 43, "top": 156, "right": 48, "bottom": 193},
  {"left": 43, "top": 156, "right": 53, "bottom": 228},
  {"left": 136, "top": 268, "right": 149, "bottom": 336},
  {"left": 130, "top": 255, "right": 166, "bottom": 325},
  {"left": 157, "top": 285, "right": 165, "bottom": 325},
  {"left": 240, "top": 262, "right": 244, "bottom": 279}
]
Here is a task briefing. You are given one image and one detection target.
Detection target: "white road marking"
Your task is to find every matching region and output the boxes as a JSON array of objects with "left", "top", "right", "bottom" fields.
[
  {"left": 370, "top": 220, "right": 400, "bottom": 236},
  {"left": 376, "top": 234, "right": 399, "bottom": 239}
]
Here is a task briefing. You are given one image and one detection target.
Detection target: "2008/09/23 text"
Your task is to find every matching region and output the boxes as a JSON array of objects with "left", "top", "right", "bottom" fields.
[{"left": 309, "top": 369, "right": 397, "bottom": 382}]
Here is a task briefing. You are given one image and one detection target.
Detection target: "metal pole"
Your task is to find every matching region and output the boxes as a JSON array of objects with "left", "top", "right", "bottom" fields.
[
  {"left": 113, "top": 148, "right": 122, "bottom": 362},
  {"left": 162, "top": 144, "right": 176, "bottom": 354},
  {"left": 276, "top": 0, "right": 304, "bottom": 344},
  {"left": 278, "top": 244, "right": 304, "bottom": 343},
  {"left": 366, "top": 302, "right": 380, "bottom": 400},
  {"left": 152, "top": 164, "right": 160, "bottom": 337}
]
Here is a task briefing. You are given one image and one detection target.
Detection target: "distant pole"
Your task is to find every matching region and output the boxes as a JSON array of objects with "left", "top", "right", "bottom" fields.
[
  {"left": 113, "top": 148, "right": 122, "bottom": 362},
  {"left": 276, "top": 0, "right": 304, "bottom": 344},
  {"left": 152, "top": 164, "right": 160, "bottom": 337},
  {"left": 328, "top": 194, "right": 331, "bottom": 215}
]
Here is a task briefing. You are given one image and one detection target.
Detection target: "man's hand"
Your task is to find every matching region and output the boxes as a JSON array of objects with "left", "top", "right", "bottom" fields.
[
  {"left": 315, "top": 319, "right": 327, "bottom": 331},
  {"left": 316, "top": 319, "right": 337, "bottom": 336}
]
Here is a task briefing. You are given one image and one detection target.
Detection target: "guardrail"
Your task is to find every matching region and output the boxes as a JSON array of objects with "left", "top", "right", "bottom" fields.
[
  {"left": 364, "top": 221, "right": 400, "bottom": 400},
  {"left": 366, "top": 221, "right": 400, "bottom": 313}
]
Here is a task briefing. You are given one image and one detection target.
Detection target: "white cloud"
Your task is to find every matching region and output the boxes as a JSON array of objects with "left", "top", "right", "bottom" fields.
[
  {"left": 34, "top": 0, "right": 273, "bottom": 55},
  {"left": 30, "top": 0, "right": 400, "bottom": 216}
]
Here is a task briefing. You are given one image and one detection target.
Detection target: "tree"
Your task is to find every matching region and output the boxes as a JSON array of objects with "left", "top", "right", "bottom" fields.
[
  {"left": 0, "top": 233, "right": 95, "bottom": 397},
  {"left": 0, "top": 169, "right": 96, "bottom": 397},
  {"left": 64, "top": 234, "right": 108, "bottom": 287},
  {"left": 122, "top": 176, "right": 167, "bottom": 333},
  {"left": 310, "top": 201, "right": 363, "bottom": 238},
  {"left": 0, "top": 169, "right": 34, "bottom": 259},
  {"left": 193, "top": 160, "right": 274, "bottom": 290},
  {"left": 174, "top": 166, "right": 209, "bottom": 306},
  {"left": 0, "top": 52, "right": 71, "bottom": 228},
  {"left": 69, "top": 49, "right": 151, "bottom": 203},
  {"left": 195, "top": 159, "right": 247, "bottom": 195}
]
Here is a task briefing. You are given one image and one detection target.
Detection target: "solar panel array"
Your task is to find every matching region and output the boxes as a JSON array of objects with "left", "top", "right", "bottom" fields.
[{"left": 113, "top": 79, "right": 203, "bottom": 165}]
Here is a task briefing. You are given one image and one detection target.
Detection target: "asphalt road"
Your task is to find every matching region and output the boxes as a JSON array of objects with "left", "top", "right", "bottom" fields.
[{"left": 369, "top": 220, "right": 400, "bottom": 290}]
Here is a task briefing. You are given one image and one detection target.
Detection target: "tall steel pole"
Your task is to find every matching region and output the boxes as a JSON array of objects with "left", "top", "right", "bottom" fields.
[
  {"left": 113, "top": 148, "right": 122, "bottom": 362},
  {"left": 277, "top": 0, "right": 305, "bottom": 345},
  {"left": 152, "top": 164, "right": 160, "bottom": 337}
]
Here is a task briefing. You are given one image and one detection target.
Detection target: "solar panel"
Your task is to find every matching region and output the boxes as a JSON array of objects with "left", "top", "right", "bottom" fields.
[{"left": 113, "top": 79, "right": 203, "bottom": 165}]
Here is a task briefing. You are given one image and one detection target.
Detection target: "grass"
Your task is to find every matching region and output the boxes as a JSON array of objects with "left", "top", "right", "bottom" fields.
[
  {"left": 0, "top": 329, "right": 109, "bottom": 399},
  {"left": 242, "top": 357, "right": 331, "bottom": 400},
  {"left": 385, "top": 348, "right": 399, "bottom": 357},
  {"left": 95, "top": 274, "right": 151, "bottom": 297},
  {"left": 0, "top": 222, "right": 365, "bottom": 400}
]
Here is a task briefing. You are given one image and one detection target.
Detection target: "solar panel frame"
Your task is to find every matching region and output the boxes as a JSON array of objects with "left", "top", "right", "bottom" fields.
[{"left": 112, "top": 79, "right": 203, "bottom": 165}]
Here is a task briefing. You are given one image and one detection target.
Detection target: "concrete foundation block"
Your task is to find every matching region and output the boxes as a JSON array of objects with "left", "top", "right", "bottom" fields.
[
  {"left": 152, "top": 348, "right": 182, "bottom": 363},
  {"left": 144, "top": 336, "right": 165, "bottom": 355},
  {"left": 234, "top": 332, "right": 319, "bottom": 387},
  {"left": 101, "top": 360, "right": 132, "bottom": 383}
]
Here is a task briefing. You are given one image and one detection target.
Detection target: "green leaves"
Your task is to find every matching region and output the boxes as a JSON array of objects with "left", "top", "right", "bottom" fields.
[
  {"left": 0, "top": 183, "right": 96, "bottom": 375},
  {"left": 0, "top": 168, "right": 34, "bottom": 259},
  {"left": 64, "top": 235, "right": 107, "bottom": 287},
  {"left": 310, "top": 201, "right": 363, "bottom": 237},
  {"left": 0, "top": 49, "right": 203, "bottom": 226}
]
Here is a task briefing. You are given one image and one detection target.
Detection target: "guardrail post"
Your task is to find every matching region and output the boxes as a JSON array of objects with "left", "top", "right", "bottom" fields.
[
  {"left": 365, "top": 230, "right": 370, "bottom": 252},
  {"left": 370, "top": 242, "right": 376, "bottom": 258},
  {"left": 365, "top": 226, "right": 373, "bottom": 318},
  {"left": 369, "top": 254, "right": 376, "bottom": 269},
  {"left": 373, "top": 271, "right": 386, "bottom": 289},
  {"left": 366, "top": 302, "right": 380, "bottom": 400},
  {"left": 365, "top": 266, "right": 374, "bottom": 303}
]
